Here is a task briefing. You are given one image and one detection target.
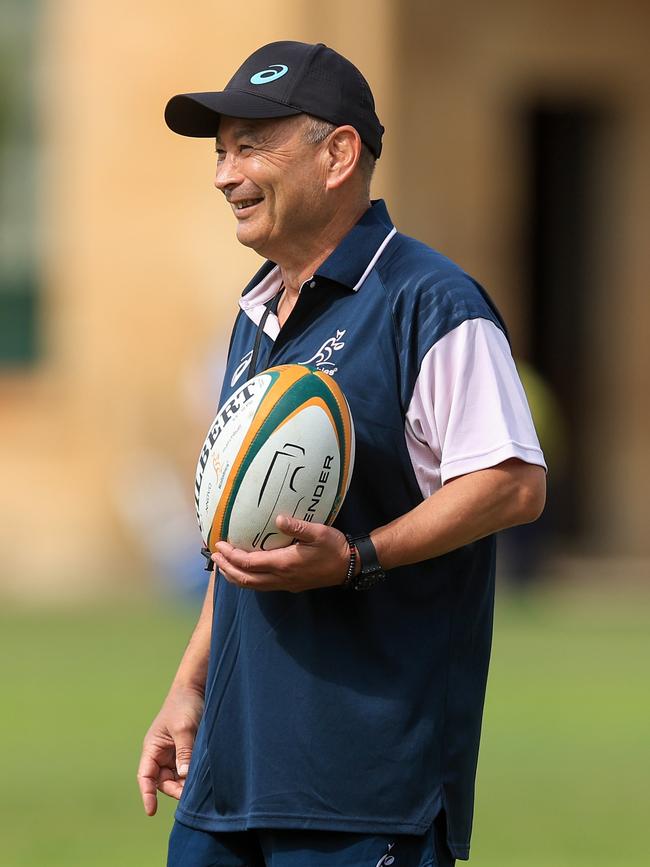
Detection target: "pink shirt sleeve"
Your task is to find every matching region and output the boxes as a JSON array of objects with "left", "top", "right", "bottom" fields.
[{"left": 404, "top": 318, "right": 547, "bottom": 498}]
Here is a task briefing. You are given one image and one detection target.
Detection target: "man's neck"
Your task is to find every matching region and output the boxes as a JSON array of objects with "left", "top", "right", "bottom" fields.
[{"left": 277, "top": 200, "right": 370, "bottom": 301}]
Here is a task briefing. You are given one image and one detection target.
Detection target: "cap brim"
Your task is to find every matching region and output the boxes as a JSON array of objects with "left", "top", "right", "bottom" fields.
[{"left": 165, "top": 91, "right": 303, "bottom": 137}]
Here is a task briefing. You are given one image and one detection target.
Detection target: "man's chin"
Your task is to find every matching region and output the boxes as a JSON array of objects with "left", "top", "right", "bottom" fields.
[{"left": 235, "top": 224, "right": 267, "bottom": 255}]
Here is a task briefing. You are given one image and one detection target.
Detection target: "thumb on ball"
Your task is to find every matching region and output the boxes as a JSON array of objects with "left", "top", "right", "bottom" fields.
[{"left": 276, "top": 514, "right": 317, "bottom": 541}]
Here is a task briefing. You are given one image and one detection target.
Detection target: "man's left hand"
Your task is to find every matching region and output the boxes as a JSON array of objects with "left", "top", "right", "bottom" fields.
[{"left": 212, "top": 515, "right": 350, "bottom": 592}]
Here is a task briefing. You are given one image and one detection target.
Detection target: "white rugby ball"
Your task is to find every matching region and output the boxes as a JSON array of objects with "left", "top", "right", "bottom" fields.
[{"left": 195, "top": 364, "right": 355, "bottom": 552}]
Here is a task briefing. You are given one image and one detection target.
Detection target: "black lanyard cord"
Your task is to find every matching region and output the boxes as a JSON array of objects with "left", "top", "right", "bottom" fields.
[{"left": 247, "top": 285, "right": 284, "bottom": 381}]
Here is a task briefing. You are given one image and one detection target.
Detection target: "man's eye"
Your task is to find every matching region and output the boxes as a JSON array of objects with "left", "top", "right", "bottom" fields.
[
  {"left": 216, "top": 149, "right": 226, "bottom": 161},
  {"left": 239, "top": 144, "right": 253, "bottom": 153}
]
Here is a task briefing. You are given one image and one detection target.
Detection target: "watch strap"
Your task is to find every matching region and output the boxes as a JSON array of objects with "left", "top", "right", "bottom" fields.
[
  {"left": 351, "top": 533, "right": 382, "bottom": 575},
  {"left": 347, "top": 533, "right": 386, "bottom": 590}
]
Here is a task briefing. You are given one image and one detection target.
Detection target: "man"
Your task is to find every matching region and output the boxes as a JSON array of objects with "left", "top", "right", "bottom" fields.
[{"left": 138, "top": 41, "right": 546, "bottom": 867}]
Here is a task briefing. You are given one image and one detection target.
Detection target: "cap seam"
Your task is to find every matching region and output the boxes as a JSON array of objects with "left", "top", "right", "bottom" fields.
[
  {"left": 285, "top": 41, "right": 320, "bottom": 102},
  {"left": 224, "top": 88, "right": 306, "bottom": 113}
]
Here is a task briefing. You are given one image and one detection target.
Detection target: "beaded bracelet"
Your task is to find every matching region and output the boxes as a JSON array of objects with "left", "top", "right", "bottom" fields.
[{"left": 342, "top": 534, "right": 357, "bottom": 588}]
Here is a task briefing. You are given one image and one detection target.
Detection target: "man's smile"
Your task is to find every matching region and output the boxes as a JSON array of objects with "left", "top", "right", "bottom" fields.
[{"left": 230, "top": 197, "right": 264, "bottom": 216}]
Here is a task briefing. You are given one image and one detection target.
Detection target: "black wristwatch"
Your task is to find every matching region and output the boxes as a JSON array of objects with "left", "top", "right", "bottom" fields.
[{"left": 346, "top": 533, "right": 387, "bottom": 590}]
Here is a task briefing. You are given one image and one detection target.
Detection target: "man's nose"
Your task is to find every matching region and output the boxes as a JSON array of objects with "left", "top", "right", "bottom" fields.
[{"left": 214, "top": 153, "right": 243, "bottom": 192}]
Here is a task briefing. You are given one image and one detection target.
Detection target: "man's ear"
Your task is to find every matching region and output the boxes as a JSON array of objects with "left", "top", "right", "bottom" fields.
[{"left": 324, "top": 125, "right": 362, "bottom": 190}]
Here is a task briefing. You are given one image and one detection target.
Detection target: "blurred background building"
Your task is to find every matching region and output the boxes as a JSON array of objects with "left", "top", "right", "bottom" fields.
[{"left": 1, "top": 0, "right": 649, "bottom": 600}]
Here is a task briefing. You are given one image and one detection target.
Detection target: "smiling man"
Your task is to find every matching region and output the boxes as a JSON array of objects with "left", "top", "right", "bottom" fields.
[{"left": 138, "top": 41, "right": 546, "bottom": 867}]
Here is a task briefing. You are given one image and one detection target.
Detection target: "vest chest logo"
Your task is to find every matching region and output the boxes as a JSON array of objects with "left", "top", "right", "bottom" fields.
[
  {"left": 300, "top": 329, "right": 346, "bottom": 375},
  {"left": 229, "top": 329, "right": 346, "bottom": 388},
  {"left": 230, "top": 349, "right": 254, "bottom": 387},
  {"left": 376, "top": 842, "right": 396, "bottom": 867}
]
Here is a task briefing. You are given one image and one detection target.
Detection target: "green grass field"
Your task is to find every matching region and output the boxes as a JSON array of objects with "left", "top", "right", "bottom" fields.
[{"left": 1, "top": 586, "right": 648, "bottom": 866}]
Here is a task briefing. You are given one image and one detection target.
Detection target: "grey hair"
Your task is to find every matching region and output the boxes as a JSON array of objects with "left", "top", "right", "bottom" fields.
[
  {"left": 302, "top": 116, "right": 337, "bottom": 146},
  {"left": 302, "top": 115, "right": 376, "bottom": 190}
]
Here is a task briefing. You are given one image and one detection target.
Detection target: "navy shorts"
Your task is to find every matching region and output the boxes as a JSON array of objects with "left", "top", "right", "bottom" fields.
[{"left": 167, "top": 813, "right": 456, "bottom": 867}]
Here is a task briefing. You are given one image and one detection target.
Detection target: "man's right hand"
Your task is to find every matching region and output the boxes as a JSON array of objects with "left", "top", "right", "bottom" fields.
[{"left": 137, "top": 684, "right": 205, "bottom": 816}]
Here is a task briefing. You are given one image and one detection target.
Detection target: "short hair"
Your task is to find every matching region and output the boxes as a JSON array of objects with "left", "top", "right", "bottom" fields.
[{"left": 302, "top": 115, "right": 376, "bottom": 190}]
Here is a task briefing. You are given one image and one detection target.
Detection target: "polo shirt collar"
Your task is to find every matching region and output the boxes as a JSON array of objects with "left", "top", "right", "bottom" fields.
[
  {"left": 240, "top": 199, "right": 396, "bottom": 305},
  {"left": 314, "top": 199, "right": 396, "bottom": 291}
]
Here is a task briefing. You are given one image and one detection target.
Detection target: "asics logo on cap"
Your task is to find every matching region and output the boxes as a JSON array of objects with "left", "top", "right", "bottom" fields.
[{"left": 250, "top": 64, "right": 289, "bottom": 85}]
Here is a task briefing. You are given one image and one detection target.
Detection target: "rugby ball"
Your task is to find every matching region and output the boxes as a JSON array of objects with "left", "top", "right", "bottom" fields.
[{"left": 195, "top": 365, "right": 355, "bottom": 552}]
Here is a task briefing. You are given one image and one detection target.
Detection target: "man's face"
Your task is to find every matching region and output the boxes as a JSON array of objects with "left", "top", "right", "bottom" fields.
[{"left": 214, "top": 116, "right": 329, "bottom": 259}]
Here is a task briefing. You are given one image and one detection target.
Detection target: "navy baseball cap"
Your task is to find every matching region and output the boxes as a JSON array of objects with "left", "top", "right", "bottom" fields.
[{"left": 165, "top": 41, "right": 384, "bottom": 158}]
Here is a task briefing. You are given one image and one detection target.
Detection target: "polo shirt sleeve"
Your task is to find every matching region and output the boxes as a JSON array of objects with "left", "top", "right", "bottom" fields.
[{"left": 404, "top": 317, "right": 547, "bottom": 498}]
